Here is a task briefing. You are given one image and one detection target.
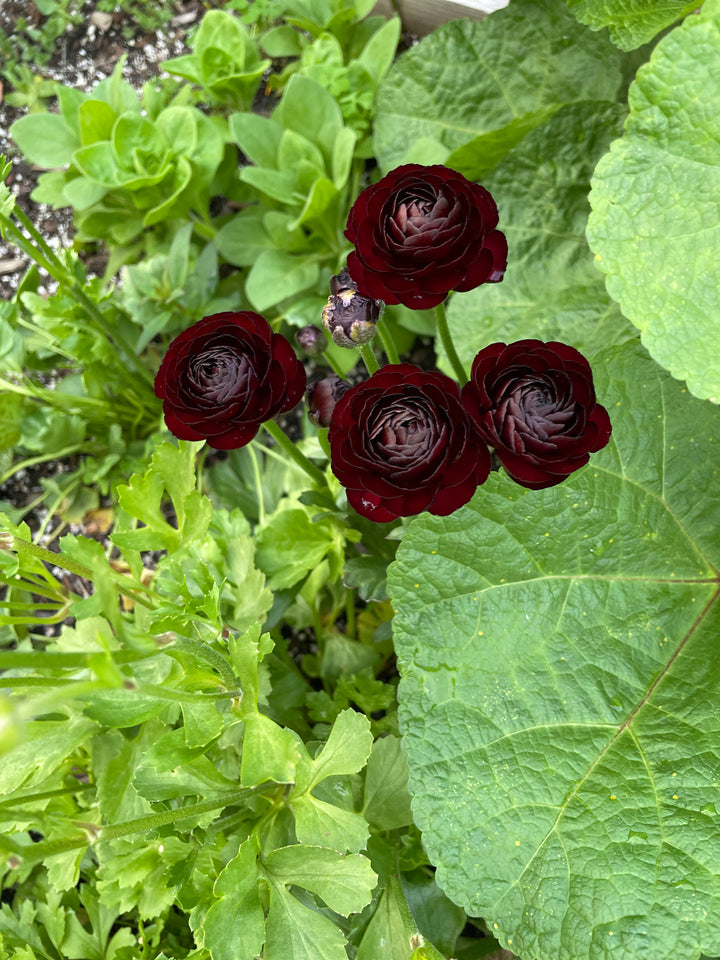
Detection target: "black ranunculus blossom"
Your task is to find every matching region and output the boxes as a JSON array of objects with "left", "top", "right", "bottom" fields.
[
  {"left": 328, "top": 363, "right": 491, "bottom": 522},
  {"left": 154, "top": 311, "right": 306, "bottom": 450},
  {"left": 306, "top": 375, "right": 350, "bottom": 428},
  {"left": 461, "top": 340, "right": 611, "bottom": 489},
  {"left": 345, "top": 163, "right": 507, "bottom": 310}
]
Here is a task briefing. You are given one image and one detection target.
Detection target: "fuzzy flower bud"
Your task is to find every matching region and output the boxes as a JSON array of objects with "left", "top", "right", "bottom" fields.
[
  {"left": 294, "top": 324, "right": 327, "bottom": 356},
  {"left": 322, "top": 269, "right": 383, "bottom": 348},
  {"left": 306, "top": 375, "right": 351, "bottom": 428}
]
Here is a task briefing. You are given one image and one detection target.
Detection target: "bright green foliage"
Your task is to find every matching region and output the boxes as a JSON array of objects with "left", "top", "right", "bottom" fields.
[
  {"left": 443, "top": 101, "right": 635, "bottom": 375},
  {"left": 388, "top": 340, "right": 720, "bottom": 960},
  {"left": 373, "top": 0, "right": 625, "bottom": 177},
  {"left": 588, "top": 0, "right": 720, "bottom": 402},
  {"left": 221, "top": 73, "right": 356, "bottom": 313},
  {"left": 10, "top": 59, "right": 226, "bottom": 247},
  {"left": 565, "top": 0, "right": 697, "bottom": 50},
  {"left": 164, "top": 10, "right": 270, "bottom": 110}
]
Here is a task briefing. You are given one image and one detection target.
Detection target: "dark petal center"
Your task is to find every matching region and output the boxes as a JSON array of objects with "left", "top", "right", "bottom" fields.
[
  {"left": 367, "top": 399, "right": 440, "bottom": 468},
  {"left": 390, "top": 186, "right": 457, "bottom": 239},
  {"left": 189, "top": 346, "right": 251, "bottom": 404},
  {"left": 494, "top": 376, "right": 575, "bottom": 452}
]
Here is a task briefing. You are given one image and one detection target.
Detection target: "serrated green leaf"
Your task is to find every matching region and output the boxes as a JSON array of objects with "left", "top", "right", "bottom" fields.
[
  {"left": 387, "top": 340, "right": 720, "bottom": 960},
  {"left": 588, "top": 0, "right": 720, "bottom": 402},
  {"left": 373, "top": 2, "right": 624, "bottom": 174},
  {"left": 264, "top": 844, "right": 376, "bottom": 916},
  {"left": 256, "top": 507, "right": 340, "bottom": 591},
  {"left": 444, "top": 101, "right": 635, "bottom": 376},
  {"left": 565, "top": 0, "right": 697, "bottom": 50},
  {"left": 201, "top": 837, "right": 265, "bottom": 960}
]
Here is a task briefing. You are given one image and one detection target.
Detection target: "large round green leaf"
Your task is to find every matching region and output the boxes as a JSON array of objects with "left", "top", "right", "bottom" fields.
[
  {"left": 373, "top": 0, "right": 624, "bottom": 178},
  {"left": 588, "top": 0, "right": 720, "bottom": 402},
  {"left": 388, "top": 340, "right": 720, "bottom": 960},
  {"left": 444, "top": 101, "right": 635, "bottom": 374}
]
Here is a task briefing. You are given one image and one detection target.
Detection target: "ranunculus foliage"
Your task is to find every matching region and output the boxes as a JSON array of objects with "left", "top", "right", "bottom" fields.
[
  {"left": 328, "top": 363, "right": 491, "bottom": 522},
  {"left": 345, "top": 163, "right": 507, "bottom": 310},
  {"left": 154, "top": 311, "right": 306, "bottom": 450},
  {"left": 461, "top": 339, "right": 611, "bottom": 489}
]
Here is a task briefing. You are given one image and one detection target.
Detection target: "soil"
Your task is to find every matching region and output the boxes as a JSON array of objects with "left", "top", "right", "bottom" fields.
[{"left": 0, "top": 0, "right": 203, "bottom": 298}]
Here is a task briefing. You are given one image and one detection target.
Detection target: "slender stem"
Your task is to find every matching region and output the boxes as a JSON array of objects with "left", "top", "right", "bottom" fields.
[
  {"left": 376, "top": 320, "right": 400, "bottom": 365},
  {"left": 0, "top": 444, "right": 85, "bottom": 484},
  {"left": 345, "top": 588, "right": 356, "bottom": 642},
  {"left": 8, "top": 790, "right": 258, "bottom": 867},
  {"left": 247, "top": 443, "right": 266, "bottom": 526},
  {"left": 323, "top": 350, "right": 346, "bottom": 379},
  {"left": 434, "top": 300, "right": 468, "bottom": 384},
  {"left": 11, "top": 204, "right": 67, "bottom": 274},
  {"left": 360, "top": 343, "right": 379, "bottom": 375},
  {"left": 262, "top": 420, "right": 326, "bottom": 486},
  {"left": 9, "top": 535, "right": 95, "bottom": 580}
]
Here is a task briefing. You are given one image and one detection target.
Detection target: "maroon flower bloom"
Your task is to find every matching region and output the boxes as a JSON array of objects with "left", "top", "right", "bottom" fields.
[
  {"left": 461, "top": 340, "right": 611, "bottom": 489},
  {"left": 328, "top": 363, "right": 491, "bottom": 522},
  {"left": 154, "top": 311, "right": 306, "bottom": 450},
  {"left": 345, "top": 163, "right": 507, "bottom": 310}
]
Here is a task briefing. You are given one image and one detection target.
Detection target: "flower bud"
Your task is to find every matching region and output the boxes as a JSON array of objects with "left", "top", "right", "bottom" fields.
[
  {"left": 294, "top": 324, "right": 327, "bottom": 357},
  {"left": 306, "top": 375, "right": 350, "bottom": 428},
  {"left": 322, "top": 270, "right": 383, "bottom": 348}
]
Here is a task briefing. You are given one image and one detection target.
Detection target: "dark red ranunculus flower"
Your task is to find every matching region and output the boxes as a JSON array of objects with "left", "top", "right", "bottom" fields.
[
  {"left": 328, "top": 363, "right": 491, "bottom": 522},
  {"left": 344, "top": 163, "right": 507, "bottom": 310},
  {"left": 154, "top": 311, "right": 306, "bottom": 450},
  {"left": 461, "top": 340, "right": 611, "bottom": 489}
]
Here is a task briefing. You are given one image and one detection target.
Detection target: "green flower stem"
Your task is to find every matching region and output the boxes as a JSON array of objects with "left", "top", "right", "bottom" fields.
[
  {"left": 360, "top": 343, "right": 380, "bottom": 375},
  {"left": 434, "top": 300, "right": 468, "bottom": 384},
  {"left": 263, "top": 420, "right": 326, "bottom": 486},
  {"left": 7, "top": 790, "right": 261, "bottom": 868},
  {"left": 323, "top": 350, "right": 346, "bottom": 379},
  {"left": 247, "top": 443, "right": 266, "bottom": 526},
  {"left": 8, "top": 535, "right": 94, "bottom": 580},
  {"left": 1, "top": 214, "right": 154, "bottom": 389},
  {"left": 377, "top": 319, "right": 400, "bottom": 365}
]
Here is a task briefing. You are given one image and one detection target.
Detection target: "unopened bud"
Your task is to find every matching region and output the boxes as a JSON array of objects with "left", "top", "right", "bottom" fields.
[
  {"left": 306, "top": 375, "right": 350, "bottom": 427},
  {"left": 295, "top": 324, "right": 327, "bottom": 356},
  {"left": 322, "top": 269, "right": 383, "bottom": 348}
]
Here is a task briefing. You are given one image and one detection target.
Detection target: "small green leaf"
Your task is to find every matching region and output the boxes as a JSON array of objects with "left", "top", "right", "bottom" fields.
[
  {"left": 292, "top": 793, "right": 369, "bottom": 853},
  {"left": 264, "top": 845, "right": 376, "bottom": 916},
  {"left": 273, "top": 74, "right": 343, "bottom": 164},
  {"left": 241, "top": 713, "right": 305, "bottom": 786},
  {"left": 588, "top": 0, "right": 720, "bottom": 401},
  {"left": 256, "top": 507, "right": 339, "bottom": 591},
  {"left": 245, "top": 248, "right": 320, "bottom": 311},
  {"left": 202, "top": 838, "right": 265, "bottom": 960},
  {"left": 10, "top": 113, "right": 80, "bottom": 168},
  {"left": 229, "top": 112, "right": 283, "bottom": 169},
  {"left": 363, "top": 735, "right": 413, "bottom": 832},
  {"left": 265, "top": 882, "right": 348, "bottom": 960},
  {"left": 296, "top": 709, "right": 373, "bottom": 794},
  {"left": 78, "top": 100, "right": 117, "bottom": 146}
]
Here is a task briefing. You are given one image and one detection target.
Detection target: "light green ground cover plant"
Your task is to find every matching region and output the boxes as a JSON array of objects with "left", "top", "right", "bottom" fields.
[{"left": 1, "top": 1, "right": 719, "bottom": 959}]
